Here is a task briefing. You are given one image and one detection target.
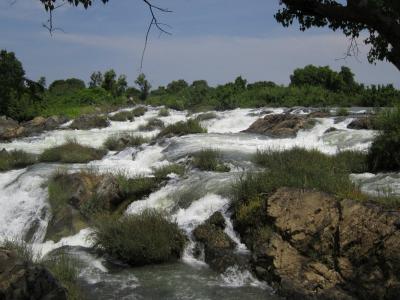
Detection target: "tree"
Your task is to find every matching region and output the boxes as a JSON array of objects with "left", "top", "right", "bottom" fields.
[
  {"left": 89, "top": 71, "right": 103, "bottom": 88},
  {"left": 167, "top": 80, "right": 189, "bottom": 94},
  {"left": 38, "top": 76, "right": 46, "bottom": 88},
  {"left": 0, "top": 50, "right": 26, "bottom": 116},
  {"left": 135, "top": 73, "right": 151, "bottom": 100},
  {"left": 116, "top": 75, "right": 128, "bottom": 96},
  {"left": 102, "top": 69, "right": 117, "bottom": 93},
  {"left": 49, "top": 78, "right": 86, "bottom": 93},
  {"left": 276, "top": 1, "right": 400, "bottom": 70},
  {"left": 234, "top": 76, "right": 247, "bottom": 91}
]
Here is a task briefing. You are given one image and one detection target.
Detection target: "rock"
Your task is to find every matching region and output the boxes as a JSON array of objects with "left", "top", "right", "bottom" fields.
[
  {"left": 193, "top": 212, "right": 247, "bottom": 273},
  {"left": 69, "top": 115, "right": 110, "bottom": 130},
  {"left": 324, "top": 127, "right": 338, "bottom": 134},
  {"left": 22, "top": 116, "right": 68, "bottom": 136},
  {"left": 308, "top": 111, "right": 332, "bottom": 118},
  {"left": 244, "top": 187, "right": 400, "bottom": 299},
  {"left": 45, "top": 172, "right": 122, "bottom": 242},
  {"left": 0, "top": 248, "right": 67, "bottom": 300},
  {"left": 347, "top": 117, "right": 375, "bottom": 130},
  {"left": 0, "top": 117, "right": 24, "bottom": 141},
  {"left": 243, "top": 114, "right": 316, "bottom": 138}
]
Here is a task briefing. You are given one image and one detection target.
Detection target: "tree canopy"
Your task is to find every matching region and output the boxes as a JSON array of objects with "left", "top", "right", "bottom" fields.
[{"left": 276, "top": 0, "right": 400, "bottom": 70}]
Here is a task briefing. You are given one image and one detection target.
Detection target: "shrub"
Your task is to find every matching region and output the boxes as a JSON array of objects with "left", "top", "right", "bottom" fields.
[
  {"left": 368, "top": 107, "right": 400, "bottom": 172},
  {"left": 138, "top": 118, "right": 165, "bottom": 131},
  {"left": 0, "top": 150, "right": 37, "bottom": 171},
  {"left": 131, "top": 106, "right": 148, "bottom": 117},
  {"left": 69, "top": 114, "right": 109, "bottom": 130},
  {"left": 153, "top": 164, "right": 185, "bottom": 181},
  {"left": 109, "top": 111, "right": 134, "bottom": 122},
  {"left": 40, "top": 141, "right": 106, "bottom": 163},
  {"left": 103, "top": 134, "right": 148, "bottom": 151},
  {"left": 192, "top": 149, "right": 230, "bottom": 172},
  {"left": 93, "top": 210, "right": 186, "bottom": 266},
  {"left": 158, "top": 107, "right": 170, "bottom": 117},
  {"left": 116, "top": 175, "right": 159, "bottom": 200},
  {"left": 157, "top": 119, "right": 207, "bottom": 138}
]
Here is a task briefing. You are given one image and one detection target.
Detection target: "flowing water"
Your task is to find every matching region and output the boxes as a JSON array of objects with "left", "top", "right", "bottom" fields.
[{"left": 0, "top": 106, "right": 397, "bottom": 300}]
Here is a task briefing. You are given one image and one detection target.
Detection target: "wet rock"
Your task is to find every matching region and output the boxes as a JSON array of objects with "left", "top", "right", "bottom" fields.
[
  {"left": 308, "top": 111, "right": 332, "bottom": 118},
  {"left": 0, "top": 248, "right": 67, "bottom": 300},
  {"left": 22, "top": 116, "right": 69, "bottom": 136},
  {"left": 193, "top": 212, "right": 248, "bottom": 273},
  {"left": 0, "top": 117, "right": 24, "bottom": 141},
  {"left": 242, "top": 114, "right": 316, "bottom": 138},
  {"left": 347, "top": 117, "right": 375, "bottom": 130},
  {"left": 244, "top": 187, "right": 400, "bottom": 299},
  {"left": 324, "top": 127, "right": 338, "bottom": 134},
  {"left": 69, "top": 115, "right": 110, "bottom": 130}
]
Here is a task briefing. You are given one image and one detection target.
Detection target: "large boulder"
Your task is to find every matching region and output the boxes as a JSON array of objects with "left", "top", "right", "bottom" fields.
[
  {"left": 0, "top": 248, "right": 67, "bottom": 300},
  {"left": 0, "top": 117, "right": 24, "bottom": 141},
  {"left": 22, "top": 116, "right": 69, "bottom": 136},
  {"left": 347, "top": 117, "right": 376, "bottom": 130},
  {"left": 193, "top": 212, "right": 248, "bottom": 273},
  {"left": 245, "top": 187, "right": 400, "bottom": 299},
  {"left": 45, "top": 172, "right": 122, "bottom": 242},
  {"left": 243, "top": 114, "right": 316, "bottom": 138},
  {"left": 69, "top": 115, "right": 110, "bottom": 130}
]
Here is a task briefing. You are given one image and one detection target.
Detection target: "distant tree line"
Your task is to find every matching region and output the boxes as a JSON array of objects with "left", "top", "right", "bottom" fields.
[{"left": 0, "top": 49, "right": 399, "bottom": 121}]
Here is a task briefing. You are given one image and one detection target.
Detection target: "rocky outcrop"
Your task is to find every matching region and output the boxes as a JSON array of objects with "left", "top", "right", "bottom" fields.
[
  {"left": 45, "top": 172, "right": 122, "bottom": 242},
  {"left": 243, "top": 114, "right": 316, "bottom": 138},
  {"left": 243, "top": 187, "right": 400, "bottom": 299},
  {"left": 193, "top": 212, "right": 248, "bottom": 273},
  {"left": 347, "top": 117, "right": 376, "bottom": 130},
  {"left": 0, "top": 116, "right": 69, "bottom": 141},
  {"left": 0, "top": 117, "right": 24, "bottom": 141},
  {"left": 0, "top": 248, "right": 67, "bottom": 300},
  {"left": 69, "top": 115, "right": 110, "bottom": 130}
]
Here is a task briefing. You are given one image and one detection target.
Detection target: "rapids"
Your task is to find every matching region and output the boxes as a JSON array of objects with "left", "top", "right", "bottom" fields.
[{"left": 0, "top": 106, "right": 397, "bottom": 299}]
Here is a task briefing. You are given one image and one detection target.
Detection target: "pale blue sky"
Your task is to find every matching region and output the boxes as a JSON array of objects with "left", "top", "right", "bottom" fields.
[{"left": 0, "top": 0, "right": 398, "bottom": 88}]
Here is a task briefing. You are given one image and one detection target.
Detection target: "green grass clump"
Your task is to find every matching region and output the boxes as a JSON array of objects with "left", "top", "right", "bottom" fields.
[
  {"left": 40, "top": 141, "right": 106, "bottom": 163},
  {"left": 153, "top": 164, "right": 186, "bottom": 181},
  {"left": 195, "top": 112, "right": 217, "bottom": 121},
  {"left": 93, "top": 209, "right": 186, "bottom": 266},
  {"left": 192, "top": 149, "right": 230, "bottom": 172},
  {"left": 116, "top": 175, "right": 159, "bottom": 200},
  {"left": 158, "top": 107, "right": 170, "bottom": 117},
  {"left": 103, "top": 134, "right": 148, "bottom": 151},
  {"left": 0, "top": 150, "right": 37, "bottom": 172},
  {"left": 109, "top": 111, "right": 134, "bottom": 122},
  {"left": 44, "top": 254, "right": 82, "bottom": 300},
  {"left": 139, "top": 118, "right": 165, "bottom": 131},
  {"left": 1, "top": 239, "right": 36, "bottom": 263},
  {"left": 157, "top": 119, "right": 207, "bottom": 138},
  {"left": 368, "top": 106, "right": 400, "bottom": 172},
  {"left": 70, "top": 114, "right": 109, "bottom": 130},
  {"left": 131, "top": 106, "right": 148, "bottom": 117}
]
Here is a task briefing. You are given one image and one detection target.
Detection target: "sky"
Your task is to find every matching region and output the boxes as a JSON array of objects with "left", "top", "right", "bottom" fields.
[{"left": 0, "top": 0, "right": 399, "bottom": 88}]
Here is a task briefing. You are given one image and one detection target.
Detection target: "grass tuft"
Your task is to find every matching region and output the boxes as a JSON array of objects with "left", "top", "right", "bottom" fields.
[
  {"left": 131, "top": 106, "right": 148, "bottom": 117},
  {"left": 0, "top": 150, "right": 37, "bottom": 172},
  {"left": 192, "top": 148, "right": 230, "bottom": 172},
  {"left": 138, "top": 118, "right": 165, "bottom": 131},
  {"left": 109, "top": 111, "right": 135, "bottom": 122},
  {"left": 153, "top": 164, "right": 186, "bottom": 181},
  {"left": 93, "top": 209, "right": 186, "bottom": 266},
  {"left": 40, "top": 141, "right": 106, "bottom": 163},
  {"left": 103, "top": 134, "right": 148, "bottom": 151},
  {"left": 157, "top": 119, "right": 207, "bottom": 138},
  {"left": 158, "top": 107, "right": 170, "bottom": 117}
]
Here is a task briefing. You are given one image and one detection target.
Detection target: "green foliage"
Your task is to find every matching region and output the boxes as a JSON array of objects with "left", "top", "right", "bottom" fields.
[
  {"left": 93, "top": 210, "right": 186, "bottom": 266},
  {"left": 138, "top": 118, "right": 164, "bottom": 131},
  {"left": 49, "top": 78, "right": 85, "bottom": 94},
  {"left": 1, "top": 239, "right": 36, "bottom": 263},
  {"left": 368, "top": 107, "right": 400, "bottom": 172},
  {"left": 153, "top": 164, "right": 186, "bottom": 181},
  {"left": 0, "top": 150, "right": 37, "bottom": 172},
  {"left": 158, "top": 119, "right": 207, "bottom": 138},
  {"left": 131, "top": 106, "right": 147, "bottom": 117},
  {"left": 108, "top": 110, "right": 135, "bottom": 122},
  {"left": 103, "top": 134, "right": 148, "bottom": 151},
  {"left": 116, "top": 175, "right": 159, "bottom": 200},
  {"left": 44, "top": 254, "right": 82, "bottom": 300},
  {"left": 192, "top": 149, "right": 230, "bottom": 172},
  {"left": 40, "top": 141, "right": 106, "bottom": 163},
  {"left": 336, "top": 107, "right": 349, "bottom": 116},
  {"left": 135, "top": 73, "right": 151, "bottom": 100},
  {"left": 158, "top": 107, "right": 170, "bottom": 117}
]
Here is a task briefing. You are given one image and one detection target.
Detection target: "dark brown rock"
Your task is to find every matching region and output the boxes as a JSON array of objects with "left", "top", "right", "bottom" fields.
[
  {"left": 0, "top": 248, "right": 67, "bottom": 300},
  {"left": 0, "top": 117, "right": 24, "bottom": 141},
  {"left": 243, "top": 114, "right": 316, "bottom": 138},
  {"left": 347, "top": 117, "right": 375, "bottom": 130}
]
